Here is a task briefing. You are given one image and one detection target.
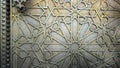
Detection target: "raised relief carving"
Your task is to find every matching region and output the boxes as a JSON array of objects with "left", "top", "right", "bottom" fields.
[
  {"left": 13, "top": 0, "right": 27, "bottom": 12},
  {"left": 11, "top": 0, "right": 120, "bottom": 68}
]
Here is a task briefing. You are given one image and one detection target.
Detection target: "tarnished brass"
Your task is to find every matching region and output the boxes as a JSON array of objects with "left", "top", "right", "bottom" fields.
[{"left": 1, "top": 0, "right": 120, "bottom": 68}]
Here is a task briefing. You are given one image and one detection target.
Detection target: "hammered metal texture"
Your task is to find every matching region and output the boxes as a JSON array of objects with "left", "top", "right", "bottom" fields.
[{"left": 11, "top": 0, "right": 120, "bottom": 68}]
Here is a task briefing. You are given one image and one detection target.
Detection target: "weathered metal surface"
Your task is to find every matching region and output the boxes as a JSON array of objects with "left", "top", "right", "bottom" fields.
[{"left": 1, "top": 0, "right": 120, "bottom": 68}]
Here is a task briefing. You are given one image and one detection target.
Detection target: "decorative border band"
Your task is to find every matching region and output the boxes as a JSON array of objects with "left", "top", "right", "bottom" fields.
[
  {"left": 6, "top": 0, "right": 10, "bottom": 68},
  {"left": 0, "top": 0, "right": 10, "bottom": 68}
]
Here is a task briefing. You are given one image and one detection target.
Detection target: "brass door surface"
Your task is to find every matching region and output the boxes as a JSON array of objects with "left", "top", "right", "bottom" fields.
[{"left": 1, "top": 0, "right": 120, "bottom": 68}]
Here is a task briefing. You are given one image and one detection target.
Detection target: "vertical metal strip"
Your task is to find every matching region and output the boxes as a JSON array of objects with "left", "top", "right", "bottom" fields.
[
  {"left": 6, "top": 0, "right": 10, "bottom": 68},
  {"left": 1, "top": 0, "right": 6, "bottom": 68}
]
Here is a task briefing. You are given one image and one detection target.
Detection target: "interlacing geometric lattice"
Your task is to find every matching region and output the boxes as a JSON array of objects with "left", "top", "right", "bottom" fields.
[{"left": 11, "top": 0, "right": 120, "bottom": 68}]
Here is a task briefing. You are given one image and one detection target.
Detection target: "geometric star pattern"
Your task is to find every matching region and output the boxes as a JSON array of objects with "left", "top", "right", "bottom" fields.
[{"left": 11, "top": 0, "right": 120, "bottom": 68}]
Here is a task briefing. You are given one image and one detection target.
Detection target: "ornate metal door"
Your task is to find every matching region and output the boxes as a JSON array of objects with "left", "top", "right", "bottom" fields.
[{"left": 0, "top": 0, "right": 120, "bottom": 68}]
